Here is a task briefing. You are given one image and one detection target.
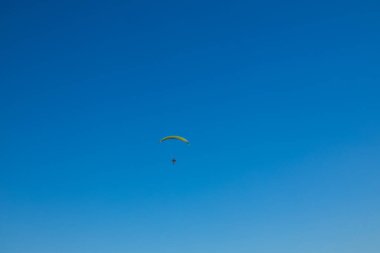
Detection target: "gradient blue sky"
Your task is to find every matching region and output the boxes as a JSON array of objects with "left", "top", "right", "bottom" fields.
[{"left": 1, "top": 0, "right": 380, "bottom": 252}]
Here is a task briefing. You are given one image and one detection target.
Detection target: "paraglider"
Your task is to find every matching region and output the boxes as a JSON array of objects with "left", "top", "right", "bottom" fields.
[{"left": 160, "top": 135, "right": 189, "bottom": 164}]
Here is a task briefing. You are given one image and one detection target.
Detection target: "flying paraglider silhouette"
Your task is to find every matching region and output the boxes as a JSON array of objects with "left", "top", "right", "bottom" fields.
[{"left": 160, "top": 135, "right": 189, "bottom": 165}]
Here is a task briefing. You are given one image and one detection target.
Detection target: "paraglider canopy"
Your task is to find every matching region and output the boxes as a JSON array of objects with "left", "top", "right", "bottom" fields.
[{"left": 160, "top": 135, "right": 190, "bottom": 144}]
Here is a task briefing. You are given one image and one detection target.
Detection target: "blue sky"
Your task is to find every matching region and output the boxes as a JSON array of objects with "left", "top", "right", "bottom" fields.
[{"left": 1, "top": 0, "right": 380, "bottom": 252}]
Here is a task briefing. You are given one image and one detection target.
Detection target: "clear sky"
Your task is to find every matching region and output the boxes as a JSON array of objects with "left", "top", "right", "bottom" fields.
[{"left": 1, "top": 0, "right": 380, "bottom": 252}]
